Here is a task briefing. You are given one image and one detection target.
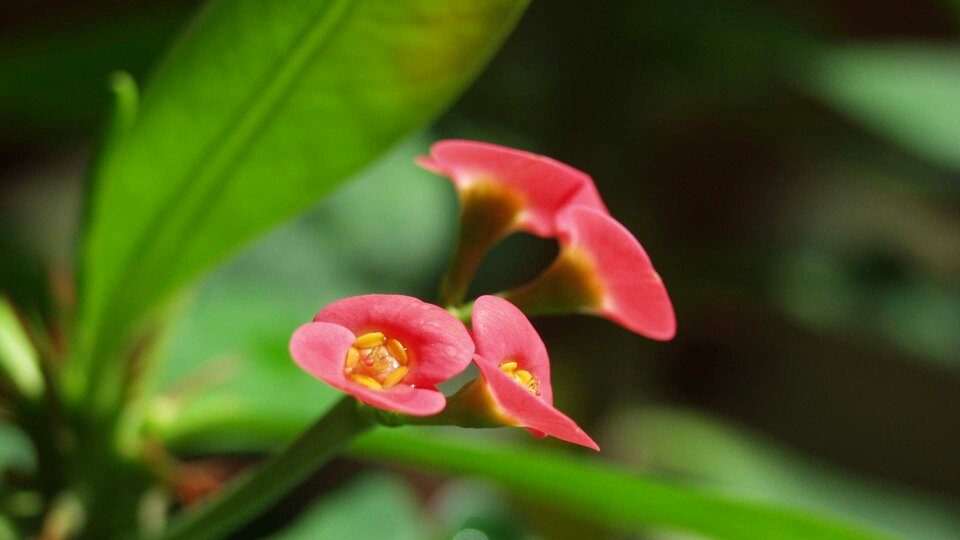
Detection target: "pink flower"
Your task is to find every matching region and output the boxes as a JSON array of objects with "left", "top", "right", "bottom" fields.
[
  {"left": 505, "top": 206, "right": 676, "bottom": 340},
  {"left": 290, "top": 295, "right": 474, "bottom": 416},
  {"left": 470, "top": 295, "right": 598, "bottom": 450},
  {"left": 417, "top": 140, "right": 599, "bottom": 237},
  {"left": 417, "top": 140, "right": 607, "bottom": 306}
]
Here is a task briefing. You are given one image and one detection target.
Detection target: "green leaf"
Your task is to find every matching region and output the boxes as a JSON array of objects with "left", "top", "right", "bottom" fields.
[
  {"left": 348, "top": 429, "right": 895, "bottom": 540},
  {"left": 808, "top": 44, "right": 960, "bottom": 172},
  {"left": 267, "top": 473, "right": 426, "bottom": 540},
  {"left": 158, "top": 413, "right": 895, "bottom": 540},
  {"left": 71, "top": 0, "right": 529, "bottom": 409}
]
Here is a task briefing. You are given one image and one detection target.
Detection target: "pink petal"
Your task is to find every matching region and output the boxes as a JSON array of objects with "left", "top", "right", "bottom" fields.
[
  {"left": 475, "top": 359, "right": 599, "bottom": 451},
  {"left": 313, "top": 295, "right": 473, "bottom": 386},
  {"left": 557, "top": 207, "right": 676, "bottom": 340},
  {"left": 414, "top": 155, "right": 448, "bottom": 176},
  {"left": 471, "top": 295, "right": 552, "bottom": 404},
  {"left": 289, "top": 322, "right": 357, "bottom": 384},
  {"left": 290, "top": 322, "right": 447, "bottom": 416},
  {"left": 417, "top": 140, "right": 592, "bottom": 237},
  {"left": 344, "top": 384, "right": 447, "bottom": 416}
]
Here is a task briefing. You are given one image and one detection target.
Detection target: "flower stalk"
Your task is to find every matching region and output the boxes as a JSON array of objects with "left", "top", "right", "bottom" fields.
[{"left": 437, "top": 183, "right": 522, "bottom": 307}]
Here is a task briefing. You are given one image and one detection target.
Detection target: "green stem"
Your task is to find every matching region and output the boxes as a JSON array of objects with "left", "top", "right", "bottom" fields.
[
  {"left": 437, "top": 236, "right": 494, "bottom": 308},
  {"left": 445, "top": 301, "right": 475, "bottom": 325},
  {"left": 437, "top": 183, "right": 523, "bottom": 307},
  {"left": 159, "top": 396, "right": 372, "bottom": 540}
]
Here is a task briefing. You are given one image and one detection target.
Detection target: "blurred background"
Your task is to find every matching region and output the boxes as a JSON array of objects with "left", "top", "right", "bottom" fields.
[{"left": 2, "top": 1, "right": 960, "bottom": 538}]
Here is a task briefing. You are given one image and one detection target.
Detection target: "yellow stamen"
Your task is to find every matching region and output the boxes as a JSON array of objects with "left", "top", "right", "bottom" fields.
[
  {"left": 351, "top": 374, "right": 382, "bottom": 390},
  {"left": 354, "top": 332, "right": 385, "bottom": 349},
  {"left": 498, "top": 360, "right": 541, "bottom": 396},
  {"left": 514, "top": 369, "right": 533, "bottom": 385},
  {"left": 344, "top": 347, "right": 360, "bottom": 372},
  {"left": 386, "top": 338, "right": 407, "bottom": 365},
  {"left": 381, "top": 366, "right": 409, "bottom": 388},
  {"left": 343, "top": 332, "right": 412, "bottom": 391}
]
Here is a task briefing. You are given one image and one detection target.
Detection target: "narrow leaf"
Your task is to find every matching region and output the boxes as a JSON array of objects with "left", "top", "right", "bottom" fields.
[
  {"left": 154, "top": 416, "right": 896, "bottom": 540},
  {"left": 350, "top": 429, "right": 896, "bottom": 540},
  {"left": 0, "top": 297, "right": 43, "bottom": 401}
]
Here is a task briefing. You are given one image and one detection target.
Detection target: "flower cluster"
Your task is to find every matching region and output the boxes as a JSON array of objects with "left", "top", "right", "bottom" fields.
[
  {"left": 419, "top": 140, "right": 675, "bottom": 340},
  {"left": 290, "top": 140, "right": 676, "bottom": 451}
]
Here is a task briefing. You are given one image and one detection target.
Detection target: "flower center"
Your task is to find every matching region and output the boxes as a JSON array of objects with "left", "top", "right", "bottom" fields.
[
  {"left": 498, "top": 360, "right": 541, "bottom": 396},
  {"left": 344, "top": 332, "right": 409, "bottom": 390}
]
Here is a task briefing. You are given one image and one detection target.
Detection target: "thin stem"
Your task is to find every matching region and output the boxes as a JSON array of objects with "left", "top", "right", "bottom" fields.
[
  {"left": 159, "top": 396, "right": 372, "bottom": 540},
  {"left": 436, "top": 183, "right": 523, "bottom": 307},
  {"left": 437, "top": 234, "right": 496, "bottom": 308},
  {"left": 445, "top": 301, "right": 475, "bottom": 325}
]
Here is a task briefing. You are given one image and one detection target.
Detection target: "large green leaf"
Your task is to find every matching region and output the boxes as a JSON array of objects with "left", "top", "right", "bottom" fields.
[
  {"left": 808, "top": 44, "right": 960, "bottom": 172},
  {"left": 159, "top": 411, "right": 894, "bottom": 540},
  {"left": 71, "top": 0, "right": 529, "bottom": 409},
  {"left": 154, "top": 400, "right": 895, "bottom": 540}
]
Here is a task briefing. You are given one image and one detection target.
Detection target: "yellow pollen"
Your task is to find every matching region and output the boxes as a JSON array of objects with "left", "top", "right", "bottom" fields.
[
  {"left": 351, "top": 374, "right": 382, "bottom": 390},
  {"left": 514, "top": 369, "right": 533, "bottom": 385},
  {"left": 381, "top": 366, "right": 409, "bottom": 388},
  {"left": 386, "top": 338, "right": 407, "bottom": 365},
  {"left": 499, "top": 361, "right": 518, "bottom": 372},
  {"left": 354, "top": 332, "right": 385, "bottom": 349},
  {"left": 344, "top": 347, "right": 360, "bottom": 373},
  {"left": 345, "top": 332, "right": 411, "bottom": 390},
  {"left": 498, "top": 360, "right": 541, "bottom": 396}
]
